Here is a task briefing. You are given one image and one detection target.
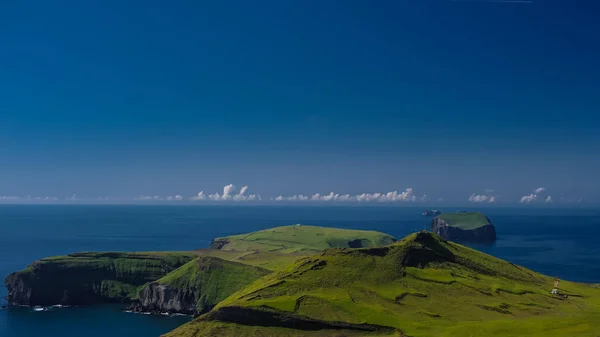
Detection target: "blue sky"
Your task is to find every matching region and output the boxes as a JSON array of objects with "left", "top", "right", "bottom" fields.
[{"left": 0, "top": 0, "right": 599, "bottom": 204}]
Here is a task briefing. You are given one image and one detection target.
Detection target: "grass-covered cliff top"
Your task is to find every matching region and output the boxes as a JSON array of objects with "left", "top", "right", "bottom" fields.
[
  {"left": 211, "top": 225, "right": 396, "bottom": 255},
  {"left": 167, "top": 232, "right": 600, "bottom": 337},
  {"left": 32, "top": 251, "right": 195, "bottom": 268},
  {"left": 437, "top": 212, "right": 492, "bottom": 230},
  {"left": 6, "top": 252, "right": 196, "bottom": 304}
]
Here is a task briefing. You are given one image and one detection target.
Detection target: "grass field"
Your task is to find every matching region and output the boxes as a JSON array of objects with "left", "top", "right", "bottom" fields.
[
  {"left": 211, "top": 225, "right": 397, "bottom": 255},
  {"left": 167, "top": 232, "right": 600, "bottom": 337},
  {"left": 437, "top": 212, "right": 492, "bottom": 230}
]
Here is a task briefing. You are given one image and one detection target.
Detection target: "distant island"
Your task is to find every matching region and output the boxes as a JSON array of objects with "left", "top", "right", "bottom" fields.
[
  {"left": 431, "top": 211, "right": 497, "bottom": 243},
  {"left": 6, "top": 224, "right": 600, "bottom": 336}
]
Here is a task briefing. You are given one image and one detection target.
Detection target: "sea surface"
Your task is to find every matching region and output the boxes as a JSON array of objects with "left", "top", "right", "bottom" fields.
[{"left": 1, "top": 204, "right": 600, "bottom": 337}]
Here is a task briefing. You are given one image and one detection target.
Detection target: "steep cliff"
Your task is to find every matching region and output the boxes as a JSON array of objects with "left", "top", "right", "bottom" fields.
[
  {"left": 431, "top": 212, "right": 496, "bottom": 243},
  {"left": 129, "top": 257, "right": 270, "bottom": 315},
  {"left": 4, "top": 252, "right": 195, "bottom": 306}
]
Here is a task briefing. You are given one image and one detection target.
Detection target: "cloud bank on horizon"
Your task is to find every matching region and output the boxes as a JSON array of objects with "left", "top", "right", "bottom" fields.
[
  {"left": 273, "top": 188, "right": 425, "bottom": 203},
  {"left": 0, "top": 185, "right": 587, "bottom": 205}
]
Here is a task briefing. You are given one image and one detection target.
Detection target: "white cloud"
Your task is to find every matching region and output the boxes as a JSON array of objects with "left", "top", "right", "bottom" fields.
[
  {"left": 166, "top": 195, "right": 184, "bottom": 201},
  {"left": 519, "top": 194, "right": 537, "bottom": 203},
  {"left": 534, "top": 187, "right": 546, "bottom": 194},
  {"left": 468, "top": 194, "right": 496, "bottom": 203},
  {"left": 0, "top": 196, "right": 20, "bottom": 200},
  {"left": 221, "top": 184, "right": 235, "bottom": 200},
  {"left": 274, "top": 188, "right": 422, "bottom": 203},
  {"left": 191, "top": 191, "right": 207, "bottom": 200},
  {"left": 545, "top": 196, "right": 553, "bottom": 203},
  {"left": 275, "top": 194, "right": 309, "bottom": 201},
  {"left": 191, "top": 184, "right": 260, "bottom": 201},
  {"left": 234, "top": 185, "right": 251, "bottom": 201},
  {"left": 468, "top": 194, "right": 488, "bottom": 203},
  {"left": 136, "top": 195, "right": 161, "bottom": 201}
]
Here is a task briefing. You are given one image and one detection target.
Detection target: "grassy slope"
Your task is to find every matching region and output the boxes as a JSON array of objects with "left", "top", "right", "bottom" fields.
[
  {"left": 154, "top": 257, "right": 271, "bottom": 313},
  {"left": 437, "top": 212, "right": 491, "bottom": 230},
  {"left": 212, "top": 225, "right": 397, "bottom": 255},
  {"left": 192, "top": 249, "right": 303, "bottom": 271},
  {"left": 167, "top": 232, "right": 600, "bottom": 337}
]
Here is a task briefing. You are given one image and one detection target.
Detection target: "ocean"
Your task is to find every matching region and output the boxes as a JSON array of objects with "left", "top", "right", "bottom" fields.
[{"left": 1, "top": 204, "right": 600, "bottom": 337}]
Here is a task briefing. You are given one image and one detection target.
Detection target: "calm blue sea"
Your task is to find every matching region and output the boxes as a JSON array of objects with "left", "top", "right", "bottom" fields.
[{"left": 1, "top": 205, "right": 600, "bottom": 337}]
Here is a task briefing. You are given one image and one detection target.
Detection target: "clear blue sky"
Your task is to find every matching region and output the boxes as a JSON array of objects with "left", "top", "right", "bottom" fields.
[{"left": 0, "top": 0, "right": 598, "bottom": 203}]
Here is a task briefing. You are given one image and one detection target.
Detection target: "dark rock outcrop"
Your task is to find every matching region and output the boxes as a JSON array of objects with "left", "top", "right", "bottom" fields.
[
  {"left": 209, "top": 238, "right": 230, "bottom": 250},
  {"left": 128, "top": 283, "right": 197, "bottom": 315},
  {"left": 431, "top": 216, "right": 496, "bottom": 243}
]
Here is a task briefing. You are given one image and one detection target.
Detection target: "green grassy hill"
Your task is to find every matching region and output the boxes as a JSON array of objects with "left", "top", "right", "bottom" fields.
[
  {"left": 166, "top": 232, "right": 600, "bottom": 337},
  {"left": 437, "top": 212, "right": 492, "bottom": 230},
  {"left": 210, "top": 225, "right": 397, "bottom": 255}
]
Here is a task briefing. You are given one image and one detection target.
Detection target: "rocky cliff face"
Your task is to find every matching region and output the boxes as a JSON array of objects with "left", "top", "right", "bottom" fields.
[
  {"left": 208, "top": 238, "right": 230, "bottom": 250},
  {"left": 4, "top": 252, "right": 195, "bottom": 306},
  {"left": 431, "top": 217, "right": 496, "bottom": 243},
  {"left": 129, "top": 282, "right": 197, "bottom": 315},
  {"left": 128, "top": 257, "right": 271, "bottom": 316}
]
